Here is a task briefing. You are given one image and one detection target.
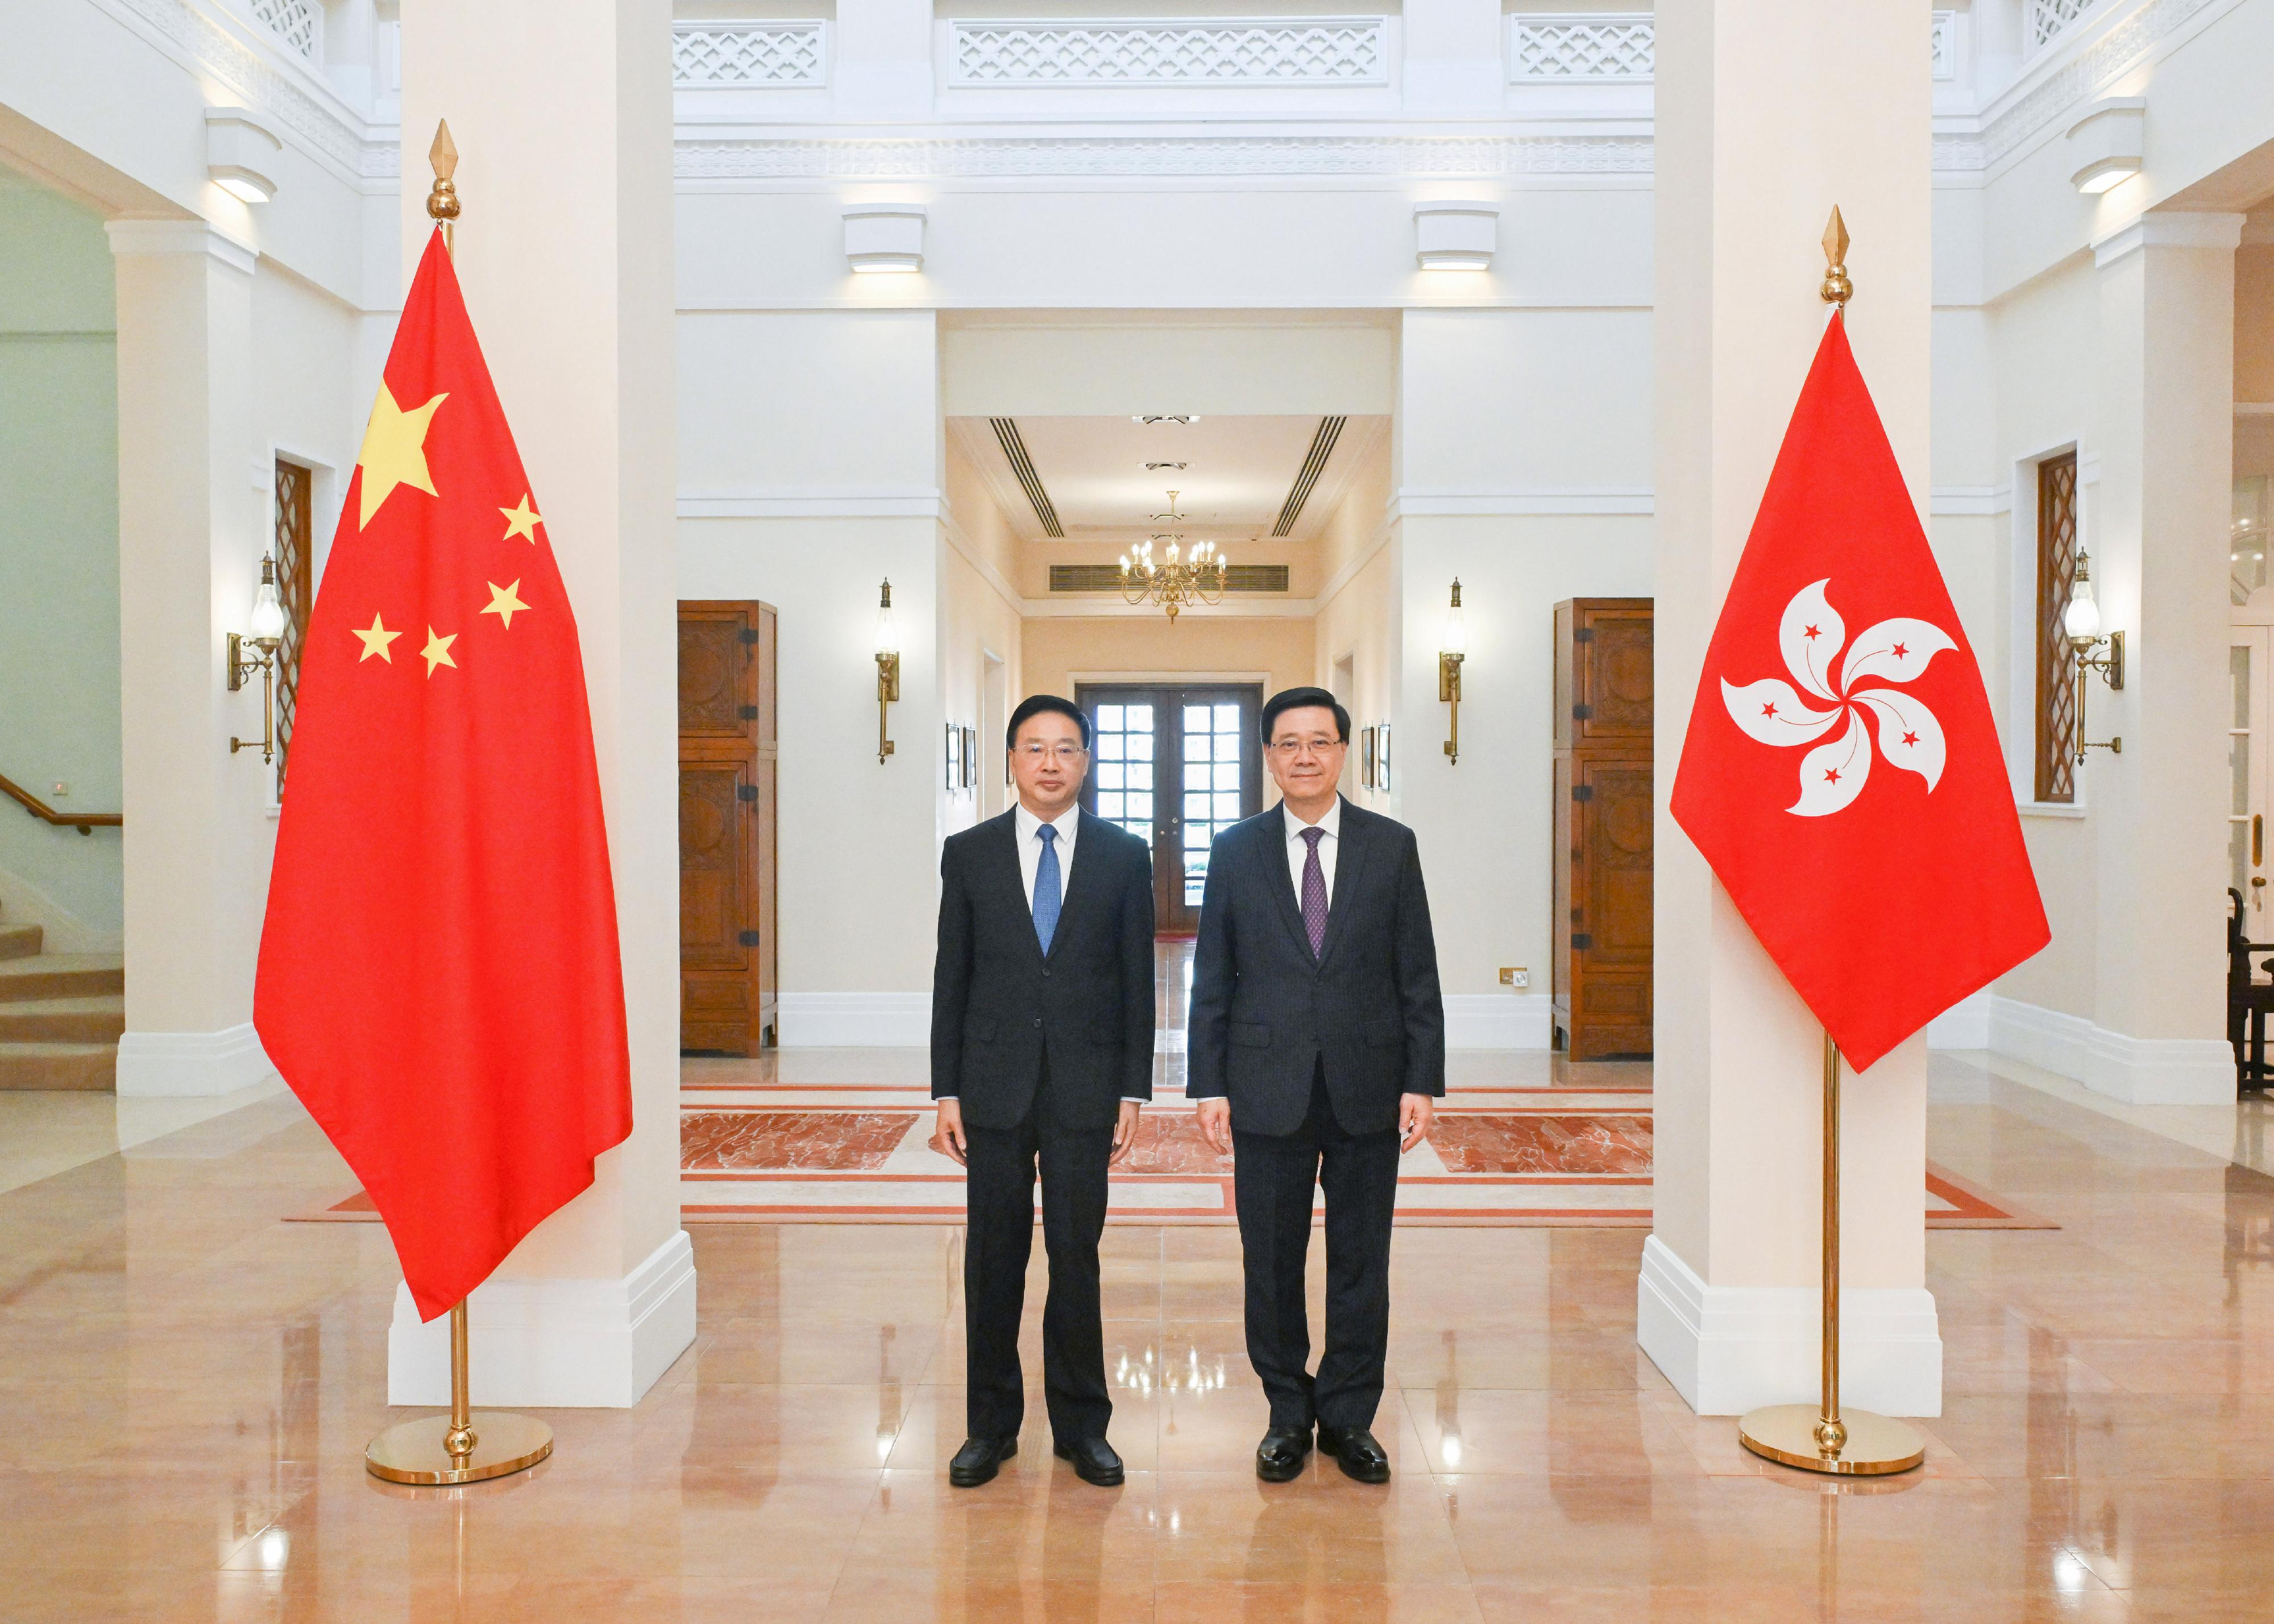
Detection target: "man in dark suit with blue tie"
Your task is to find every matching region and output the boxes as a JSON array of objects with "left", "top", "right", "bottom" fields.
[
  {"left": 929, "top": 694, "right": 1156, "bottom": 1489},
  {"left": 1190, "top": 686, "right": 1446, "bottom": 1484}
]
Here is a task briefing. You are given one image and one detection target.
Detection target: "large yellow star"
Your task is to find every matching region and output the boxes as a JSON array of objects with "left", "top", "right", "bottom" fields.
[
  {"left": 421, "top": 626, "right": 458, "bottom": 678},
  {"left": 499, "top": 494, "right": 543, "bottom": 543},
  {"left": 480, "top": 579, "right": 529, "bottom": 629},
  {"left": 352, "top": 612, "right": 402, "bottom": 663},
  {"left": 355, "top": 382, "right": 449, "bottom": 529}
]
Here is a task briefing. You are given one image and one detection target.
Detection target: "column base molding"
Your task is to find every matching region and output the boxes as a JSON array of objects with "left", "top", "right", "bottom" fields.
[
  {"left": 1987, "top": 996, "right": 2234, "bottom": 1105},
  {"left": 387, "top": 1230, "right": 698, "bottom": 1409},
  {"left": 1635, "top": 1235, "right": 1942, "bottom": 1419},
  {"left": 115, "top": 1023, "right": 279, "bottom": 1097}
]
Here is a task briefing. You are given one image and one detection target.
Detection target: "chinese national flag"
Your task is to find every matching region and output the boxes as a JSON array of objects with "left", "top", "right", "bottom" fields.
[
  {"left": 1669, "top": 312, "right": 2048, "bottom": 1073},
  {"left": 256, "top": 230, "right": 632, "bottom": 1320}
]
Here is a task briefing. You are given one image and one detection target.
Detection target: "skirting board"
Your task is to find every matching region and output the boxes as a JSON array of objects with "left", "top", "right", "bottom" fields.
[
  {"left": 778, "top": 992, "right": 932, "bottom": 1047},
  {"left": 1635, "top": 1235, "right": 1943, "bottom": 1419},
  {"left": 1924, "top": 991, "right": 1989, "bottom": 1049},
  {"left": 387, "top": 1230, "right": 698, "bottom": 1408},
  {"left": 1443, "top": 992, "right": 1552, "bottom": 1050},
  {"left": 1987, "top": 995, "right": 2233, "bottom": 1105},
  {"left": 115, "top": 1022, "right": 280, "bottom": 1098}
]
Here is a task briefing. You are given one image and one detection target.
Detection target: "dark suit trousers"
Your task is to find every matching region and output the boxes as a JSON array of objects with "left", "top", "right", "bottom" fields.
[
  {"left": 963, "top": 1064, "right": 1114, "bottom": 1443},
  {"left": 1233, "top": 1060, "right": 1401, "bottom": 1432}
]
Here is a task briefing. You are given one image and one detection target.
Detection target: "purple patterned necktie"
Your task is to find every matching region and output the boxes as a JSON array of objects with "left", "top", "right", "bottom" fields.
[{"left": 1300, "top": 825, "right": 1328, "bottom": 958}]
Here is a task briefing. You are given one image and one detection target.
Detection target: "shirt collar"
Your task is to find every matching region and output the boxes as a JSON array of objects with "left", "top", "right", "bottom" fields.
[
  {"left": 1016, "top": 802, "right": 1081, "bottom": 845},
  {"left": 1283, "top": 796, "right": 1341, "bottom": 843}
]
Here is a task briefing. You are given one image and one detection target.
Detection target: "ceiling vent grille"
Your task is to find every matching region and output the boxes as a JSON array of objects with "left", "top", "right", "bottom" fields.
[
  {"left": 1049, "top": 563, "right": 1289, "bottom": 594},
  {"left": 989, "top": 417, "right": 1064, "bottom": 537},
  {"left": 1272, "top": 416, "right": 1346, "bottom": 537}
]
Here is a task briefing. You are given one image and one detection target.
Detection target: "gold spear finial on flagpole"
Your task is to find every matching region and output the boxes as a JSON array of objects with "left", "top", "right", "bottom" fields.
[
  {"left": 426, "top": 119, "right": 460, "bottom": 256},
  {"left": 1820, "top": 206, "right": 1852, "bottom": 308}
]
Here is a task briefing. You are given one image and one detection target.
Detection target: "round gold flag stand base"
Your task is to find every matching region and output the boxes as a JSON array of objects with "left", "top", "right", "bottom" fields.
[
  {"left": 366, "top": 1411, "right": 553, "bottom": 1486},
  {"left": 1737, "top": 1405, "right": 1925, "bottom": 1477}
]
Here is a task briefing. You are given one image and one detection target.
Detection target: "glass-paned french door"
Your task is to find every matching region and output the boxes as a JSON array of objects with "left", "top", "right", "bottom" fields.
[
  {"left": 2232, "top": 629, "right": 2270, "bottom": 916},
  {"left": 1077, "top": 684, "right": 1264, "bottom": 934}
]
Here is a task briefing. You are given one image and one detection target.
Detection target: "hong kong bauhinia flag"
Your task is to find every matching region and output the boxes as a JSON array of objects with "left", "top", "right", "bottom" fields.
[
  {"left": 1670, "top": 312, "right": 2048, "bottom": 1073},
  {"left": 256, "top": 229, "right": 632, "bottom": 1320}
]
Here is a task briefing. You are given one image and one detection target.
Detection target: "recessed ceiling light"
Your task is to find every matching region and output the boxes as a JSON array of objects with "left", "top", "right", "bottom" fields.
[
  {"left": 1134, "top": 415, "right": 1200, "bottom": 425},
  {"left": 1146, "top": 462, "right": 1187, "bottom": 471}
]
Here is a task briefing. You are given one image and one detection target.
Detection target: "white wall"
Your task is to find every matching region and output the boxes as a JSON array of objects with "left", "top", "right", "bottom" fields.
[{"left": 0, "top": 175, "right": 121, "bottom": 946}]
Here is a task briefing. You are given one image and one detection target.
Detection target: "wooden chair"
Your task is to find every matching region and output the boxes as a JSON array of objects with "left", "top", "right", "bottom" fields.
[{"left": 2228, "top": 888, "right": 2274, "bottom": 1094}]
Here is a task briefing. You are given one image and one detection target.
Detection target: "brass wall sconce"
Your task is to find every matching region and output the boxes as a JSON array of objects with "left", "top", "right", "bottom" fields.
[
  {"left": 873, "top": 579, "right": 901, "bottom": 764},
  {"left": 1439, "top": 579, "right": 1466, "bottom": 765},
  {"left": 2064, "top": 550, "right": 2123, "bottom": 761},
  {"left": 228, "top": 553, "right": 289, "bottom": 765}
]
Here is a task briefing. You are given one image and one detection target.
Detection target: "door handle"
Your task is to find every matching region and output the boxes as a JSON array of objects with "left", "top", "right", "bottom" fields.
[{"left": 2255, "top": 876, "right": 2266, "bottom": 911}]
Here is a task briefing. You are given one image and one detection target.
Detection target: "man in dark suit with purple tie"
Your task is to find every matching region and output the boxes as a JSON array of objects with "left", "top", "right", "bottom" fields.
[{"left": 1189, "top": 686, "right": 1446, "bottom": 1484}]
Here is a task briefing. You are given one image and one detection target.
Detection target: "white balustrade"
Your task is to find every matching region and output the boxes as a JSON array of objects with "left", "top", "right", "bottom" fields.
[
  {"left": 674, "top": 21, "right": 829, "bottom": 88},
  {"left": 947, "top": 18, "right": 1389, "bottom": 87}
]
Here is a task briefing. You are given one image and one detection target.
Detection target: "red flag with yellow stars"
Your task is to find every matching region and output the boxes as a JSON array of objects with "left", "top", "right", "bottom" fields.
[{"left": 256, "top": 229, "right": 631, "bottom": 1321}]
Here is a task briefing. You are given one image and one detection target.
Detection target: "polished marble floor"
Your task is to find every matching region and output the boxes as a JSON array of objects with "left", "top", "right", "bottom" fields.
[{"left": 6, "top": 1049, "right": 2274, "bottom": 1620}]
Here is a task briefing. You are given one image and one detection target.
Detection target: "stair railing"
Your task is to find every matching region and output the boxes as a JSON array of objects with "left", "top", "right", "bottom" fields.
[{"left": 0, "top": 771, "right": 121, "bottom": 836}]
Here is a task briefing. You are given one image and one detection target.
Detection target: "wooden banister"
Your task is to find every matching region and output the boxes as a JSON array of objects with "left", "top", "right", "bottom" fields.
[{"left": 0, "top": 772, "right": 120, "bottom": 836}]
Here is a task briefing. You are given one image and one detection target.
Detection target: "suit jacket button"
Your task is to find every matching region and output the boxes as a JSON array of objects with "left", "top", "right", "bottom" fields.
[
  {"left": 1042, "top": 968, "right": 1051, "bottom": 978},
  {"left": 1033, "top": 1017, "right": 1043, "bottom": 1028}
]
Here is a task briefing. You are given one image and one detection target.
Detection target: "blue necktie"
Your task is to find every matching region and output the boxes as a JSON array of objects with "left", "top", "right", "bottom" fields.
[{"left": 1033, "top": 824, "right": 1062, "bottom": 954}]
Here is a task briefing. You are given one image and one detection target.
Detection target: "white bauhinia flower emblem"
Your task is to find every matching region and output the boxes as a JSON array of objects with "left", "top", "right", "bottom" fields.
[{"left": 1720, "top": 579, "right": 1957, "bottom": 817}]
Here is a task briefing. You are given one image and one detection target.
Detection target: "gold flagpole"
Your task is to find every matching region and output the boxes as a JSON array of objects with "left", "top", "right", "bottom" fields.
[
  {"left": 1735, "top": 213, "right": 1926, "bottom": 1477},
  {"left": 366, "top": 121, "right": 553, "bottom": 1488}
]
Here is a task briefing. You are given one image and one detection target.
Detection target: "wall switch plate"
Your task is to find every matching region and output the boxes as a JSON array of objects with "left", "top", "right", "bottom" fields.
[
  {"left": 1500, "top": 967, "right": 1528, "bottom": 988},
  {"left": 49, "top": 782, "right": 68, "bottom": 798}
]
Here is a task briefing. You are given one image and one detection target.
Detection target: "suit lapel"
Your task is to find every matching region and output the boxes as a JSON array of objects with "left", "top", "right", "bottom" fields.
[
  {"left": 986, "top": 812, "right": 1044, "bottom": 963},
  {"left": 1043, "top": 810, "right": 1103, "bottom": 962},
  {"left": 1261, "top": 809, "right": 1314, "bottom": 959},
  {"left": 1317, "top": 799, "right": 1372, "bottom": 969}
]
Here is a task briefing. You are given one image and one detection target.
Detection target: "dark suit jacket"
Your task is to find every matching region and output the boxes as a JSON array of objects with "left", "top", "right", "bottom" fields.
[
  {"left": 930, "top": 808, "right": 1156, "bottom": 1131},
  {"left": 1187, "top": 798, "right": 1445, "bottom": 1137}
]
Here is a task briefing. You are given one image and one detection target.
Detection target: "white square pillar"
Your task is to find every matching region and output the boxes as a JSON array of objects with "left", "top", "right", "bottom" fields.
[
  {"left": 1645, "top": 0, "right": 1940, "bottom": 1418},
  {"left": 393, "top": 0, "right": 691, "bottom": 1407}
]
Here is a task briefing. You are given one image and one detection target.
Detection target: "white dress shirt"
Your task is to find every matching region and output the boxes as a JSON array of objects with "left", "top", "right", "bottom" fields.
[
  {"left": 1014, "top": 801, "right": 1081, "bottom": 907},
  {"left": 1283, "top": 796, "right": 1342, "bottom": 904},
  {"left": 1011, "top": 801, "right": 1141, "bottom": 1103}
]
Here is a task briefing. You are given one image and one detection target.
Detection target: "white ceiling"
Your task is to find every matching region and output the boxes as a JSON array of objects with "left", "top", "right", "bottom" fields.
[{"left": 953, "top": 413, "right": 1385, "bottom": 547}]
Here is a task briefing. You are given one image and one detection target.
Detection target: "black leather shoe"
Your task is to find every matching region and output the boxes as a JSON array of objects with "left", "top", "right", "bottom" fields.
[
  {"left": 1053, "top": 1435, "right": 1126, "bottom": 1486},
  {"left": 1255, "top": 1424, "right": 1314, "bottom": 1482},
  {"left": 948, "top": 1435, "right": 1017, "bottom": 1488},
  {"left": 1317, "top": 1424, "right": 1392, "bottom": 1483}
]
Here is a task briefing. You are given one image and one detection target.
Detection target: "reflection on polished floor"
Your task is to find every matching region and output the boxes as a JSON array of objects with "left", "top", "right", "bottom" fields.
[{"left": 6, "top": 1049, "right": 2274, "bottom": 1620}]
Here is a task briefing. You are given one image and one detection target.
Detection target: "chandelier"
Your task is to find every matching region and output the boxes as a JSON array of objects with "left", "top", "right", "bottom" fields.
[{"left": 1118, "top": 492, "right": 1227, "bottom": 623}]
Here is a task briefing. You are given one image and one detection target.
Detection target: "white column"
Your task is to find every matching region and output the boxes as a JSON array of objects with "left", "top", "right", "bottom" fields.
[
  {"left": 2079, "top": 212, "right": 2242, "bottom": 1104},
  {"left": 387, "top": 0, "right": 691, "bottom": 1408},
  {"left": 106, "top": 219, "right": 281, "bottom": 1099},
  {"left": 1643, "top": 0, "right": 1940, "bottom": 1418}
]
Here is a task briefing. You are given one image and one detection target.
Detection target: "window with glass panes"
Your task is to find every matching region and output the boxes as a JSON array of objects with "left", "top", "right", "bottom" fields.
[
  {"left": 1180, "top": 702, "right": 1247, "bottom": 906},
  {"left": 1090, "top": 702, "right": 1157, "bottom": 844}
]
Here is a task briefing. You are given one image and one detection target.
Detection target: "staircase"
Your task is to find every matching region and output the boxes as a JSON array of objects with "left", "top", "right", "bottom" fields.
[{"left": 0, "top": 906, "right": 126, "bottom": 1090}]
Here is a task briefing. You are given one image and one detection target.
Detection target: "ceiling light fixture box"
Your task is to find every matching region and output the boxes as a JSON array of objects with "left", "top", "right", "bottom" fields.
[
  {"left": 206, "top": 106, "right": 283, "bottom": 204},
  {"left": 1414, "top": 201, "right": 1498, "bottom": 271},
  {"left": 2065, "top": 98, "right": 2146, "bottom": 194},
  {"left": 844, "top": 203, "right": 927, "bottom": 273}
]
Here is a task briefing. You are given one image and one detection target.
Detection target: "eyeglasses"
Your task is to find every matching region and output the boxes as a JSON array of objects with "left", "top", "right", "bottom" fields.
[
  {"left": 1268, "top": 736, "right": 1342, "bottom": 758},
  {"left": 1016, "top": 742, "right": 1089, "bottom": 763}
]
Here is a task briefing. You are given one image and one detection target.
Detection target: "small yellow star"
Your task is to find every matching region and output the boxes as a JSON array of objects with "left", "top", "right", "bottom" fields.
[
  {"left": 480, "top": 579, "right": 529, "bottom": 629},
  {"left": 421, "top": 626, "right": 458, "bottom": 678},
  {"left": 352, "top": 612, "right": 402, "bottom": 663},
  {"left": 499, "top": 495, "right": 543, "bottom": 543},
  {"left": 355, "top": 382, "right": 449, "bottom": 529}
]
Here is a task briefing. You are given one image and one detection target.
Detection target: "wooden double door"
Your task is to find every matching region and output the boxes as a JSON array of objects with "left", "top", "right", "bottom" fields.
[
  {"left": 1076, "top": 684, "right": 1263, "bottom": 934},
  {"left": 678, "top": 600, "right": 779, "bottom": 1053}
]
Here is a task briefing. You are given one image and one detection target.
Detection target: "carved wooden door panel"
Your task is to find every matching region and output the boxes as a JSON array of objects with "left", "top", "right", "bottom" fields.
[
  {"left": 679, "top": 601, "right": 778, "bottom": 1052},
  {"left": 1552, "top": 598, "right": 1653, "bottom": 1060}
]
